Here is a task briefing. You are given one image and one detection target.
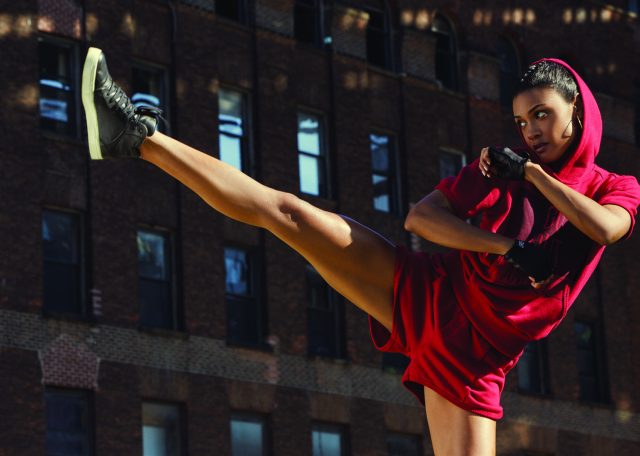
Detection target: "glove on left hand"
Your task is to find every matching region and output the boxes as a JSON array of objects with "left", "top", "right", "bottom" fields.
[
  {"left": 504, "top": 240, "right": 554, "bottom": 282},
  {"left": 488, "top": 146, "right": 530, "bottom": 180}
]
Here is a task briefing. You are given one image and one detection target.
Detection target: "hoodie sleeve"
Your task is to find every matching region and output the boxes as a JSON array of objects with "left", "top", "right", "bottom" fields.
[
  {"left": 595, "top": 173, "right": 640, "bottom": 240},
  {"left": 435, "top": 158, "right": 502, "bottom": 219}
]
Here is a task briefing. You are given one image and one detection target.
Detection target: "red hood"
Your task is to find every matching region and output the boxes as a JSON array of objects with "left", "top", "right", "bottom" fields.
[{"left": 519, "top": 58, "right": 602, "bottom": 185}]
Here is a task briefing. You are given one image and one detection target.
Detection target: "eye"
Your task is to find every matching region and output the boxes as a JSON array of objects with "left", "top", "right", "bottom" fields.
[
  {"left": 534, "top": 110, "right": 548, "bottom": 119},
  {"left": 516, "top": 120, "right": 526, "bottom": 129}
]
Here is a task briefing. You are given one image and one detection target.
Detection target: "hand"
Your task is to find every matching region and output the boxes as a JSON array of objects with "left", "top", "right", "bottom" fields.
[
  {"left": 504, "top": 240, "right": 554, "bottom": 283},
  {"left": 479, "top": 146, "right": 529, "bottom": 180}
]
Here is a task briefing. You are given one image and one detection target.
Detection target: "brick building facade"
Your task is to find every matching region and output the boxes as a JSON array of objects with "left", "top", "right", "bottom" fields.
[{"left": 0, "top": 0, "right": 639, "bottom": 455}]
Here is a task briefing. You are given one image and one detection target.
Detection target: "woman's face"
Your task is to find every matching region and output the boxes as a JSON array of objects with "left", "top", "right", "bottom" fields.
[{"left": 512, "top": 87, "right": 579, "bottom": 164}]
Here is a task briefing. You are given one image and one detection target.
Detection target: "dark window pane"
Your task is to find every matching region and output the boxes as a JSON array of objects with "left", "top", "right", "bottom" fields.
[
  {"left": 44, "top": 263, "right": 81, "bottom": 314},
  {"left": 231, "top": 416, "right": 264, "bottom": 456},
  {"left": 433, "top": 16, "right": 457, "bottom": 90},
  {"left": 387, "top": 433, "right": 420, "bottom": 456},
  {"left": 227, "top": 296, "right": 260, "bottom": 345},
  {"left": 370, "top": 133, "right": 396, "bottom": 213},
  {"left": 142, "top": 403, "right": 181, "bottom": 456},
  {"left": 42, "top": 211, "right": 82, "bottom": 314},
  {"left": 517, "top": 342, "right": 544, "bottom": 394},
  {"left": 45, "top": 391, "right": 92, "bottom": 456},
  {"left": 132, "top": 66, "right": 167, "bottom": 133},
  {"left": 139, "top": 280, "right": 172, "bottom": 328},
  {"left": 307, "top": 266, "right": 343, "bottom": 358},
  {"left": 294, "top": 1, "right": 318, "bottom": 45},
  {"left": 39, "top": 40, "right": 77, "bottom": 136},
  {"left": 382, "top": 352, "right": 409, "bottom": 375},
  {"left": 439, "top": 151, "right": 464, "bottom": 179},
  {"left": 225, "top": 247, "right": 250, "bottom": 296},
  {"left": 497, "top": 38, "right": 519, "bottom": 107},
  {"left": 574, "top": 321, "right": 602, "bottom": 402},
  {"left": 366, "top": 10, "right": 388, "bottom": 68},
  {"left": 138, "top": 231, "right": 169, "bottom": 280},
  {"left": 216, "top": 0, "right": 243, "bottom": 22}
]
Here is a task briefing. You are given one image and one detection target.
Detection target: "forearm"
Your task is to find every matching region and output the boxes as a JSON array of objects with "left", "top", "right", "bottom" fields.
[
  {"left": 524, "top": 162, "right": 628, "bottom": 245},
  {"left": 405, "top": 204, "right": 514, "bottom": 255}
]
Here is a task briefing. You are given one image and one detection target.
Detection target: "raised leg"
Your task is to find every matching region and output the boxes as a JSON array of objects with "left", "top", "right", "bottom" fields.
[
  {"left": 140, "top": 132, "right": 396, "bottom": 330},
  {"left": 424, "top": 387, "right": 496, "bottom": 456}
]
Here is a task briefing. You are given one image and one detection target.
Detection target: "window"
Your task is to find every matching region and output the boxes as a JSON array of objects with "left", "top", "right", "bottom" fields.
[
  {"left": 45, "top": 389, "right": 93, "bottom": 456},
  {"left": 42, "top": 210, "right": 83, "bottom": 315},
  {"left": 370, "top": 132, "right": 399, "bottom": 213},
  {"left": 439, "top": 149, "right": 466, "bottom": 179},
  {"left": 132, "top": 64, "right": 169, "bottom": 133},
  {"left": 432, "top": 15, "right": 458, "bottom": 91},
  {"left": 387, "top": 433, "right": 421, "bottom": 456},
  {"left": 629, "top": 0, "right": 638, "bottom": 14},
  {"left": 216, "top": 0, "right": 246, "bottom": 22},
  {"left": 219, "top": 88, "right": 250, "bottom": 172},
  {"left": 307, "top": 265, "right": 345, "bottom": 358},
  {"left": 312, "top": 423, "right": 346, "bottom": 456},
  {"left": 138, "top": 230, "right": 175, "bottom": 330},
  {"left": 295, "top": 0, "right": 321, "bottom": 46},
  {"left": 517, "top": 341, "right": 549, "bottom": 395},
  {"left": 225, "top": 247, "right": 264, "bottom": 346},
  {"left": 497, "top": 37, "right": 519, "bottom": 108},
  {"left": 39, "top": 37, "right": 78, "bottom": 136},
  {"left": 231, "top": 413, "right": 268, "bottom": 456},
  {"left": 366, "top": 4, "right": 391, "bottom": 70},
  {"left": 142, "top": 402, "right": 183, "bottom": 456},
  {"left": 382, "top": 352, "right": 409, "bottom": 375},
  {"left": 298, "top": 112, "right": 329, "bottom": 197},
  {"left": 574, "top": 321, "right": 606, "bottom": 402}
]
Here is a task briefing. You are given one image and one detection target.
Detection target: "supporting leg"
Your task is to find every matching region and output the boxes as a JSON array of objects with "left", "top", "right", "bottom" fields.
[
  {"left": 424, "top": 387, "right": 496, "bottom": 456},
  {"left": 140, "top": 132, "right": 397, "bottom": 330}
]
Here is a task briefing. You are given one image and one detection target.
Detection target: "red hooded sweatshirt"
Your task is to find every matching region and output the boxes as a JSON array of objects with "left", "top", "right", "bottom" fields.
[{"left": 435, "top": 59, "right": 640, "bottom": 359}]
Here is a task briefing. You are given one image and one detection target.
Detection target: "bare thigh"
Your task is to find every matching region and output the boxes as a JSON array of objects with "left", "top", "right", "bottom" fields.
[
  {"left": 265, "top": 193, "right": 396, "bottom": 331},
  {"left": 424, "top": 387, "right": 496, "bottom": 456}
]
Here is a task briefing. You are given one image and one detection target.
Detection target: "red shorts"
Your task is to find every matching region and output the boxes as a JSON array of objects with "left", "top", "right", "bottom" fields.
[{"left": 369, "top": 246, "right": 518, "bottom": 420}]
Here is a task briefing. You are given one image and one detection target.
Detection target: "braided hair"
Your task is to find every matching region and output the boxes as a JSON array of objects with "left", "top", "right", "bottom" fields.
[{"left": 515, "top": 60, "right": 578, "bottom": 103}]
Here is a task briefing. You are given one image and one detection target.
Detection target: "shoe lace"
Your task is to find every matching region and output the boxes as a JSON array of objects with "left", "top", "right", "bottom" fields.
[
  {"left": 104, "top": 79, "right": 136, "bottom": 120},
  {"left": 135, "top": 105, "right": 170, "bottom": 132}
]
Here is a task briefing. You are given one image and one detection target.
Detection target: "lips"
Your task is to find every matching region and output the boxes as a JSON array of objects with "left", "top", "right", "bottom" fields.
[{"left": 532, "top": 142, "right": 548, "bottom": 153}]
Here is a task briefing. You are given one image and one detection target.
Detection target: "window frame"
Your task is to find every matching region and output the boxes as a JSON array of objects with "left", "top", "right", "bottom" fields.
[
  {"left": 218, "top": 85, "right": 253, "bottom": 175},
  {"left": 42, "top": 207, "right": 87, "bottom": 318},
  {"left": 297, "top": 109, "right": 331, "bottom": 199},
  {"left": 137, "top": 227, "right": 178, "bottom": 331},
  {"left": 386, "top": 431, "right": 423, "bottom": 456},
  {"left": 370, "top": 130, "right": 400, "bottom": 215},
  {"left": 497, "top": 36, "right": 520, "bottom": 108},
  {"left": 294, "top": 0, "right": 323, "bottom": 47},
  {"left": 45, "top": 387, "right": 95, "bottom": 456},
  {"left": 574, "top": 319, "right": 608, "bottom": 403},
  {"left": 215, "top": 0, "right": 248, "bottom": 24},
  {"left": 38, "top": 34, "right": 81, "bottom": 139}
]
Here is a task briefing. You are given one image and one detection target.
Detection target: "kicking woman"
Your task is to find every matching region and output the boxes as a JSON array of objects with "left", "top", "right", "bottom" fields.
[{"left": 82, "top": 47, "right": 640, "bottom": 455}]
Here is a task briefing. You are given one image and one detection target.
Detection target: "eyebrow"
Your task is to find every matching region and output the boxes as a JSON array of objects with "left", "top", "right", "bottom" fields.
[{"left": 513, "top": 103, "right": 546, "bottom": 118}]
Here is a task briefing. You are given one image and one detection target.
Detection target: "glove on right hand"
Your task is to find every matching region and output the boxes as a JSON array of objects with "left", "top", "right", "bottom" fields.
[
  {"left": 488, "top": 147, "right": 530, "bottom": 180},
  {"left": 504, "top": 240, "right": 554, "bottom": 282}
]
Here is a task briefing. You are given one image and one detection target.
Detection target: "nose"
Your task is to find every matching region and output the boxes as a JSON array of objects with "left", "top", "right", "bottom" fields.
[{"left": 525, "top": 122, "right": 541, "bottom": 141}]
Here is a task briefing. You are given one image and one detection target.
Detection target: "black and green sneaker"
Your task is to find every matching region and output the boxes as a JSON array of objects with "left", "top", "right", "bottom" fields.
[{"left": 81, "top": 47, "right": 160, "bottom": 159}]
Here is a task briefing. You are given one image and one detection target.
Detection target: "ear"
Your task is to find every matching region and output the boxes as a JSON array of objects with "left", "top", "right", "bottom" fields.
[{"left": 572, "top": 93, "right": 583, "bottom": 116}]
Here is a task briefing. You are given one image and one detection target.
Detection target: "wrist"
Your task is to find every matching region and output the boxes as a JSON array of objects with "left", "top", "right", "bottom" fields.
[
  {"left": 497, "top": 237, "right": 516, "bottom": 255},
  {"left": 524, "top": 161, "right": 542, "bottom": 183}
]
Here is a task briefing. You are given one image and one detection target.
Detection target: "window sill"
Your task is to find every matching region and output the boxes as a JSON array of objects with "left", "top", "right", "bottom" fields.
[
  {"left": 137, "top": 325, "right": 189, "bottom": 340},
  {"left": 307, "top": 353, "right": 350, "bottom": 364},
  {"left": 226, "top": 339, "right": 274, "bottom": 353},
  {"left": 41, "top": 310, "right": 96, "bottom": 325}
]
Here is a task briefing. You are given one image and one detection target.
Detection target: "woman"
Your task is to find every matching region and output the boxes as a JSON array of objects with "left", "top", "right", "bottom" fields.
[{"left": 82, "top": 47, "right": 639, "bottom": 455}]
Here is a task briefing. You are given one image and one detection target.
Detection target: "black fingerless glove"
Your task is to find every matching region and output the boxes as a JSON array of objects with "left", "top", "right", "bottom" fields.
[
  {"left": 488, "top": 146, "right": 530, "bottom": 180},
  {"left": 504, "top": 240, "right": 553, "bottom": 282}
]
